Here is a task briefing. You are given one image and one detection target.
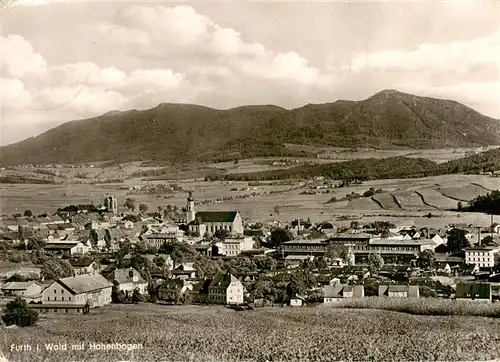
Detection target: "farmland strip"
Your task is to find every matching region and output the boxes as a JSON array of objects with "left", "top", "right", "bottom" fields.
[
  {"left": 371, "top": 197, "right": 386, "bottom": 209},
  {"left": 390, "top": 194, "right": 403, "bottom": 209},
  {"left": 414, "top": 191, "right": 437, "bottom": 209}
]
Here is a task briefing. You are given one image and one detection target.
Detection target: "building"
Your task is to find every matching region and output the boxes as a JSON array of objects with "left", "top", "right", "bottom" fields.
[
  {"left": 214, "top": 236, "right": 254, "bottom": 257},
  {"left": 157, "top": 279, "right": 193, "bottom": 302},
  {"left": 324, "top": 285, "right": 365, "bottom": 303},
  {"left": 1, "top": 281, "right": 43, "bottom": 297},
  {"left": 140, "top": 232, "right": 183, "bottom": 250},
  {"left": 353, "top": 239, "right": 438, "bottom": 264},
  {"left": 290, "top": 296, "right": 306, "bottom": 307},
  {"left": 104, "top": 268, "right": 148, "bottom": 296},
  {"left": 378, "top": 285, "right": 419, "bottom": 298},
  {"left": 327, "top": 232, "right": 373, "bottom": 247},
  {"left": 42, "top": 274, "right": 112, "bottom": 311},
  {"left": 44, "top": 242, "right": 90, "bottom": 256},
  {"left": 455, "top": 282, "right": 492, "bottom": 303},
  {"left": 208, "top": 272, "right": 244, "bottom": 305},
  {"left": 280, "top": 239, "right": 329, "bottom": 257},
  {"left": 185, "top": 192, "right": 244, "bottom": 236},
  {"left": 464, "top": 246, "right": 500, "bottom": 268},
  {"left": 104, "top": 195, "right": 118, "bottom": 214},
  {"left": 69, "top": 259, "right": 99, "bottom": 275}
]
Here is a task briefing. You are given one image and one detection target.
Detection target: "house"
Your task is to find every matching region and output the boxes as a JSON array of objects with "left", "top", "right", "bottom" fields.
[
  {"left": 104, "top": 268, "right": 148, "bottom": 296},
  {"left": 208, "top": 272, "right": 244, "bottom": 305},
  {"left": 353, "top": 239, "right": 438, "bottom": 265},
  {"left": 280, "top": 239, "right": 329, "bottom": 257},
  {"left": 41, "top": 274, "right": 112, "bottom": 312},
  {"left": 324, "top": 285, "right": 364, "bottom": 303},
  {"left": 157, "top": 279, "right": 193, "bottom": 302},
  {"left": 69, "top": 259, "right": 98, "bottom": 275},
  {"left": 185, "top": 192, "right": 244, "bottom": 236},
  {"left": 171, "top": 264, "right": 197, "bottom": 280},
  {"left": 378, "top": 285, "right": 419, "bottom": 298},
  {"left": 464, "top": 246, "right": 500, "bottom": 268},
  {"left": 455, "top": 282, "right": 492, "bottom": 303},
  {"left": 284, "top": 255, "right": 315, "bottom": 268},
  {"left": 1, "top": 281, "right": 43, "bottom": 297},
  {"left": 213, "top": 236, "right": 254, "bottom": 257},
  {"left": 140, "top": 232, "right": 183, "bottom": 250},
  {"left": 290, "top": 296, "right": 306, "bottom": 307},
  {"left": 44, "top": 242, "right": 90, "bottom": 256}
]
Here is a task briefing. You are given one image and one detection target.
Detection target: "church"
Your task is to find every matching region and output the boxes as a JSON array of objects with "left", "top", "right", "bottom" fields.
[{"left": 185, "top": 192, "right": 244, "bottom": 237}]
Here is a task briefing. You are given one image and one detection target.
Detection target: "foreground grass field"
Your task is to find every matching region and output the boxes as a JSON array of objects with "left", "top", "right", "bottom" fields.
[{"left": 2, "top": 304, "right": 500, "bottom": 362}]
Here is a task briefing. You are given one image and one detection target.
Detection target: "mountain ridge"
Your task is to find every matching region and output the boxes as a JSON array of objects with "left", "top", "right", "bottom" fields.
[{"left": 1, "top": 89, "right": 499, "bottom": 166}]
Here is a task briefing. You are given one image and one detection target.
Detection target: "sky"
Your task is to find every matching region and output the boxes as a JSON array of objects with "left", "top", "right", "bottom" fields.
[{"left": 1, "top": 0, "right": 499, "bottom": 145}]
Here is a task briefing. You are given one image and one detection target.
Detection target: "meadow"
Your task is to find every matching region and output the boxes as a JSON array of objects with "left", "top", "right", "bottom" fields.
[{"left": 2, "top": 304, "right": 500, "bottom": 362}]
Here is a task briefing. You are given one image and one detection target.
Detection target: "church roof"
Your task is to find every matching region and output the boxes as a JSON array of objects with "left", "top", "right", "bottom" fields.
[{"left": 195, "top": 211, "right": 238, "bottom": 223}]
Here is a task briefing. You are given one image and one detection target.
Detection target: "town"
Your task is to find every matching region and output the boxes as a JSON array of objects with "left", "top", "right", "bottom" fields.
[{"left": 1, "top": 189, "right": 499, "bottom": 325}]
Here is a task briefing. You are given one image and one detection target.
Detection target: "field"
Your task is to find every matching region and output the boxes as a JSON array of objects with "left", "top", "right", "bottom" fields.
[
  {"left": 2, "top": 173, "right": 500, "bottom": 229},
  {"left": 2, "top": 304, "right": 500, "bottom": 362}
]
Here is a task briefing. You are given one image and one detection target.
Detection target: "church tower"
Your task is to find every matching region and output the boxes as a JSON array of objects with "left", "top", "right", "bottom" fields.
[{"left": 186, "top": 191, "right": 195, "bottom": 224}]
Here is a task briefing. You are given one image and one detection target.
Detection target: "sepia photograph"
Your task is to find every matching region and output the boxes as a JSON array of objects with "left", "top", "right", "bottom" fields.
[{"left": 0, "top": 0, "right": 500, "bottom": 361}]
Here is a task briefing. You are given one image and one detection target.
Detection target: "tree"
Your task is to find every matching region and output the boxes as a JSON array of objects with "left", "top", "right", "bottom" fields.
[
  {"left": 214, "top": 229, "right": 230, "bottom": 240},
  {"left": 111, "top": 284, "right": 125, "bottom": 303},
  {"left": 368, "top": 253, "right": 384, "bottom": 275},
  {"left": 417, "top": 250, "right": 436, "bottom": 269},
  {"left": 124, "top": 198, "right": 136, "bottom": 212},
  {"left": 89, "top": 229, "right": 99, "bottom": 247},
  {"left": 350, "top": 221, "right": 360, "bottom": 230},
  {"left": 457, "top": 202, "right": 463, "bottom": 211},
  {"left": 23, "top": 210, "right": 33, "bottom": 217},
  {"left": 6, "top": 274, "right": 28, "bottom": 282},
  {"left": 139, "top": 203, "right": 149, "bottom": 214},
  {"left": 153, "top": 256, "right": 165, "bottom": 268},
  {"left": 325, "top": 244, "right": 348, "bottom": 260},
  {"left": 481, "top": 235, "right": 498, "bottom": 246},
  {"left": 41, "top": 258, "right": 73, "bottom": 280},
  {"left": 446, "top": 228, "right": 470, "bottom": 252},
  {"left": 273, "top": 206, "right": 280, "bottom": 215},
  {"left": 2, "top": 297, "right": 39, "bottom": 327},
  {"left": 269, "top": 228, "right": 294, "bottom": 248},
  {"left": 234, "top": 159, "right": 239, "bottom": 168},
  {"left": 131, "top": 288, "right": 142, "bottom": 304}
]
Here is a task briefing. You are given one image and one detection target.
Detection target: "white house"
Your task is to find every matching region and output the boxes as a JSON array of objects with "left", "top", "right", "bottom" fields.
[
  {"left": 105, "top": 268, "right": 148, "bottom": 296},
  {"left": 1, "top": 281, "right": 43, "bottom": 297},
  {"left": 44, "top": 242, "right": 90, "bottom": 256},
  {"left": 324, "top": 285, "right": 365, "bottom": 303},
  {"left": 208, "top": 272, "right": 244, "bottom": 305},
  {"left": 42, "top": 274, "right": 112, "bottom": 309},
  {"left": 214, "top": 237, "right": 254, "bottom": 257},
  {"left": 465, "top": 246, "right": 500, "bottom": 268}
]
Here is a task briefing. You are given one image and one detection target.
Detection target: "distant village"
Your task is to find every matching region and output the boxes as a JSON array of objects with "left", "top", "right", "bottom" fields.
[{"left": 1, "top": 190, "right": 500, "bottom": 322}]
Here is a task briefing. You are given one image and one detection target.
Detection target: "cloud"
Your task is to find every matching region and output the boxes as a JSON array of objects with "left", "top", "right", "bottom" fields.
[
  {"left": 345, "top": 28, "right": 500, "bottom": 74},
  {"left": 1, "top": 34, "right": 47, "bottom": 78},
  {"left": 108, "top": 5, "right": 330, "bottom": 87}
]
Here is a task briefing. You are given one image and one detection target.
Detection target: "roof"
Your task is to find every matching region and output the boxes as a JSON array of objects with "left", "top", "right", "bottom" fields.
[
  {"left": 284, "top": 255, "right": 314, "bottom": 260},
  {"left": 45, "top": 243, "right": 80, "bottom": 250},
  {"left": 29, "top": 303, "right": 87, "bottom": 309},
  {"left": 324, "top": 285, "right": 364, "bottom": 298},
  {"left": 209, "top": 272, "right": 241, "bottom": 289},
  {"left": 57, "top": 274, "right": 113, "bottom": 294},
  {"left": 283, "top": 239, "right": 328, "bottom": 245},
  {"left": 110, "top": 268, "right": 147, "bottom": 285},
  {"left": 1, "top": 281, "right": 40, "bottom": 290},
  {"left": 69, "top": 259, "right": 95, "bottom": 268},
  {"left": 194, "top": 211, "right": 238, "bottom": 223},
  {"left": 465, "top": 246, "right": 498, "bottom": 251}
]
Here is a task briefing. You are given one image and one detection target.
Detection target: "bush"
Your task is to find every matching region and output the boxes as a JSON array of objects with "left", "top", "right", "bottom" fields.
[{"left": 2, "top": 297, "right": 39, "bottom": 327}]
